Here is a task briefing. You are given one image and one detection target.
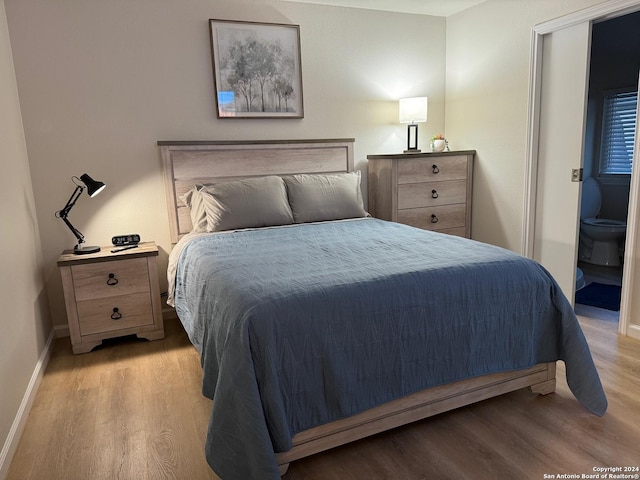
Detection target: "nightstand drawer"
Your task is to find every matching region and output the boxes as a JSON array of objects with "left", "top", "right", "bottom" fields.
[
  {"left": 398, "top": 180, "right": 467, "bottom": 209},
  {"left": 397, "top": 203, "right": 466, "bottom": 231},
  {"left": 72, "top": 258, "right": 150, "bottom": 301},
  {"left": 397, "top": 155, "right": 468, "bottom": 184},
  {"left": 77, "top": 292, "right": 153, "bottom": 336}
]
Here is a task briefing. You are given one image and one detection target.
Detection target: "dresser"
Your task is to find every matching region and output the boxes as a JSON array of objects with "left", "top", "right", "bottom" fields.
[
  {"left": 367, "top": 151, "right": 475, "bottom": 238},
  {"left": 57, "top": 242, "right": 165, "bottom": 354}
]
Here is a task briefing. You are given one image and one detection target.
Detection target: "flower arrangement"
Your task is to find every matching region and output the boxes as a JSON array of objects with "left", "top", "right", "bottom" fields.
[{"left": 430, "top": 134, "right": 449, "bottom": 152}]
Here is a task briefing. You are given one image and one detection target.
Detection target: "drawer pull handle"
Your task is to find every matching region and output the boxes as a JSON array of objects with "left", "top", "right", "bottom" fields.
[
  {"left": 106, "top": 273, "right": 119, "bottom": 286},
  {"left": 111, "top": 307, "right": 122, "bottom": 320},
  {"left": 431, "top": 214, "right": 439, "bottom": 224},
  {"left": 432, "top": 164, "right": 440, "bottom": 174},
  {"left": 431, "top": 189, "right": 439, "bottom": 199}
]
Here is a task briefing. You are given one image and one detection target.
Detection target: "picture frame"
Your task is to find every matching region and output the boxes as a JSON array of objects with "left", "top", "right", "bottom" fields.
[{"left": 209, "top": 19, "right": 304, "bottom": 119}]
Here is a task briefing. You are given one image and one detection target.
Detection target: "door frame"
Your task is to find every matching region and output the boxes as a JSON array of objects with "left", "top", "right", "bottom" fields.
[
  {"left": 523, "top": 0, "right": 640, "bottom": 337},
  {"left": 622, "top": 72, "right": 640, "bottom": 339}
]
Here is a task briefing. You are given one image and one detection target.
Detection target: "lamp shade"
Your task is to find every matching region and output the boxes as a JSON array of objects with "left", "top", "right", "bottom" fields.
[
  {"left": 399, "top": 97, "right": 428, "bottom": 124},
  {"left": 80, "top": 173, "right": 106, "bottom": 197}
]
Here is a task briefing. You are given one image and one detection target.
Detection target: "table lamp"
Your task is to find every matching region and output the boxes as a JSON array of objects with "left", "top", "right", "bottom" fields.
[
  {"left": 399, "top": 97, "right": 428, "bottom": 153},
  {"left": 55, "top": 173, "right": 106, "bottom": 254}
]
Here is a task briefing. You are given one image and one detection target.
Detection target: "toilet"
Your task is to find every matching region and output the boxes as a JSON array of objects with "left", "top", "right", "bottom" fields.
[{"left": 578, "top": 176, "right": 626, "bottom": 266}]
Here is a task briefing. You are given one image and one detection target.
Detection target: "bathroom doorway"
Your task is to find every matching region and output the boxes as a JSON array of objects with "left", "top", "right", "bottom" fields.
[
  {"left": 525, "top": 0, "right": 640, "bottom": 339},
  {"left": 574, "top": 12, "right": 640, "bottom": 322}
]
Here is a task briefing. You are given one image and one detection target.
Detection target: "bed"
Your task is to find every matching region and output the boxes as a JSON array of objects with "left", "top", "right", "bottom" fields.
[{"left": 159, "top": 139, "right": 607, "bottom": 480}]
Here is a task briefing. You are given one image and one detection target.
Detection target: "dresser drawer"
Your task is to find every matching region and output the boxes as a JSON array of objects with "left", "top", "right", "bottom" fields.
[
  {"left": 397, "top": 204, "right": 467, "bottom": 231},
  {"left": 397, "top": 155, "right": 468, "bottom": 184},
  {"left": 77, "top": 292, "right": 153, "bottom": 336},
  {"left": 71, "top": 257, "right": 150, "bottom": 301},
  {"left": 398, "top": 179, "right": 467, "bottom": 210}
]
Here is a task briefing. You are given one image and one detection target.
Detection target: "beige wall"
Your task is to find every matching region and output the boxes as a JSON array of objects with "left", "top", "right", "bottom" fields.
[
  {"left": 1, "top": 0, "right": 631, "bottom": 471},
  {"left": 445, "top": 0, "right": 610, "bottom": 252},
  {"left": 5, "top": 0, "right": 446, "bottom": 330},
  {"left": 0, "top": 0, "right": 51, "bottom": 474}
]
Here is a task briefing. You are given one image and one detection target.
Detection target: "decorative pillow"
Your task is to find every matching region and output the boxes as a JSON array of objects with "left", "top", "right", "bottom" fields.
[
  {"left": 179, "top": 188, "right": 209, "bottom": 233},
  {"left": 198, "top": 176, "right": 294, "bottom": 232},
  {"left": 283, "top": 171, "right": 368, "bottom": 223}
]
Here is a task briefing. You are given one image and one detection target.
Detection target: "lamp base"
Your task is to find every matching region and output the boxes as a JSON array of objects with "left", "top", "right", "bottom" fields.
[
  {"left": 74, "top": 245, "right": 101, "bottom": 255},
  {"left": 403, "top": 149, "right": 422, "bottom": 154}
]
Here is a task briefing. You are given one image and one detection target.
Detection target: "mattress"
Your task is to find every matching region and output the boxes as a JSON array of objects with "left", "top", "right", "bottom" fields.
[{"left": 168, "top": 218, "right": 607, "bottom": 480}]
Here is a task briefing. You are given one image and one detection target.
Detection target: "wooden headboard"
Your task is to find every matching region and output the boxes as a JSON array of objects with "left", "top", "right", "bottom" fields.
[{"left": 159, "top": 139, "right": 355, "bottom": 243}]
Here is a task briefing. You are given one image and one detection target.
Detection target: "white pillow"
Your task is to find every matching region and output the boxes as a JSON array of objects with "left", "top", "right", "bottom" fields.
[{"left": 179, "top": 188, "right": 208, "bottom": 233}]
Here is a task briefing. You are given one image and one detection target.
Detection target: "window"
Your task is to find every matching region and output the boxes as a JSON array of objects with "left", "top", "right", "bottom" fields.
[{"left": 599, "top": 89, "right": 637, "bottom": 176}]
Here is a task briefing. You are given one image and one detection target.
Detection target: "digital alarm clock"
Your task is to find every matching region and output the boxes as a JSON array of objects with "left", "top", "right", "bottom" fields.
[{"left": 111, "top": 234, "right": 141, "bottom": 246}]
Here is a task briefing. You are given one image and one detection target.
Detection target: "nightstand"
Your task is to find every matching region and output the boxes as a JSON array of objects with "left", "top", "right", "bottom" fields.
[
  {"left": 57, "top": 242, "right": 165, "bottom": 354},
  {"left": 367, "top": 150, "right": 475, "bottom": 238}
]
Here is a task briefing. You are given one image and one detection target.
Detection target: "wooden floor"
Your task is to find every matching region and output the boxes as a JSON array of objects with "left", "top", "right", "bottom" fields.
[{"left": 7, "top": 313, "right": 640, "bottom": 480}]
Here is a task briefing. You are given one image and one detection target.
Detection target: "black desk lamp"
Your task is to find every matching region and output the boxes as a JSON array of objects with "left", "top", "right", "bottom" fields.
[{"left": 55, "top": 173, "right": 106, "bottom": 254}]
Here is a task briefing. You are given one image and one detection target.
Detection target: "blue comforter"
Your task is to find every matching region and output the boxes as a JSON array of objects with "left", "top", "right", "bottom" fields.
[{"left": 172, "top": 218, "right": 607, "bottom": 480}]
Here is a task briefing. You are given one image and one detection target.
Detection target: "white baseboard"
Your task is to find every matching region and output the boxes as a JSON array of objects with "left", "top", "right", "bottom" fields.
[
  {"left": 54, "top": 323, "right": 69, "bottom": 338},
  {"left": 0, "top": 329, "right": 55, "bottom": 480},
  {"left": 628, "top": 323, "right": 640, "bottom": 341}
]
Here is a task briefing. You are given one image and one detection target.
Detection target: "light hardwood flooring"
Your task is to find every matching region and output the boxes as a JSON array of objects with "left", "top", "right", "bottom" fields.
[{"left": 7, "top": 315, "right": 640, "bottom": 480}]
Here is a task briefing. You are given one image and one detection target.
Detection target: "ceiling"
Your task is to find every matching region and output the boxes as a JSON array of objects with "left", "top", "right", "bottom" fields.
[{"left": 280, "top": 0, "right": 488, "bottom": 17}]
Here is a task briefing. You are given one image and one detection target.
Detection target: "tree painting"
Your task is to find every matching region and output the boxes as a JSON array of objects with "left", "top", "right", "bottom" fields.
[{"left": 210, "top": 20, "right": 304, "bottom": 118}]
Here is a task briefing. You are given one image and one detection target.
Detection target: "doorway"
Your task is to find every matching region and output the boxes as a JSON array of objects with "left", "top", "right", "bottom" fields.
[
  {"left": 574, "top": 11, "right": 640, "bottom": 323},
  {"left": 524, "top": 0, "right": 640, "bottom": 339}
]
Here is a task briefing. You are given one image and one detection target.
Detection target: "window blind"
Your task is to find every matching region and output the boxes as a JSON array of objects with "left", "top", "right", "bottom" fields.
[{"left": 600, "top": 90, "right": 637, "bottom": 175}]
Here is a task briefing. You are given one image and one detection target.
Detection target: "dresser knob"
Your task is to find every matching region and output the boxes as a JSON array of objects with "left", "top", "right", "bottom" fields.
[
  {"left": 106, "top": 273, "right": 119, "bottom": 286},
  {"left": 111, "top": 307, "right": 122, "bottom": 320},
  {"left": 432, "top": 164, "right": 440, "bottom": 174},
  {"left": 431, "top": 189, "right": 439, "bottom": 199},
  {"left": 431, "top": 214, "right": 439, "bottom": 224}
]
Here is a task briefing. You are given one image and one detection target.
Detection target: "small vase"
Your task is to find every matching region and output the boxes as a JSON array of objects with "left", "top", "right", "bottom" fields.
[{"left": 432, "top": 139, "right": 446, "bottom": 152}]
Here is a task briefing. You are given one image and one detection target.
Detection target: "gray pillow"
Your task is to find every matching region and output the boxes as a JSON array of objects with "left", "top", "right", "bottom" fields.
[
  {"left": 199, "top": 176, "right": 294, "bottom": 232},
  {"left": 179, "top": 188, "right": 209, "bottom": 233},
  {"left": 284, "top": 171, "right": 367, "bottom": 223}
]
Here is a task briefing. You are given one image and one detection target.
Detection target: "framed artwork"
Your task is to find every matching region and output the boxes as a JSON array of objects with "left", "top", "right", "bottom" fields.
[{"left": 209, "top": 19, "right": 304, "bottom": 119}]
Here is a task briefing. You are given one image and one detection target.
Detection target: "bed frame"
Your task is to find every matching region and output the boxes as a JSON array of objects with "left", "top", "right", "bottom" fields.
[{"left": 158, "top": 138, "right": 556, "bottom": 476}]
